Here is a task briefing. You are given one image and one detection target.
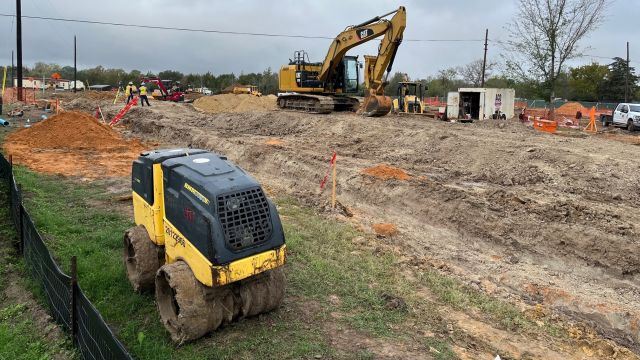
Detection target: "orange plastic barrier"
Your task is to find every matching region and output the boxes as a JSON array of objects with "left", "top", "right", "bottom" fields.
[{"left": 533, "top": 119, "right": 558, "bottom": 133}]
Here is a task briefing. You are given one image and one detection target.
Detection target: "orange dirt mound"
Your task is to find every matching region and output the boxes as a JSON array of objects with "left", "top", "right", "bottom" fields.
[
  {"left": 372, "top": 223, "right": 398, "bottom": 237},
  {"left": 4, "top": 111, "right": 147, "bottom": 178},
  {"left": 555, "top": 102, "right": 586, "bottom": 116},
  {"left": 362, "top": 164, "right": 411, "bottom": 181},
  {"left": 265, "top": 138, "right": 285, "bottom": 146}
]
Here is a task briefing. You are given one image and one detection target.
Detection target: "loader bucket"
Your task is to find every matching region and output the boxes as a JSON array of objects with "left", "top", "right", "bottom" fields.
[{"left": 359, "top": 94, "right": 392, "bottom": 117}]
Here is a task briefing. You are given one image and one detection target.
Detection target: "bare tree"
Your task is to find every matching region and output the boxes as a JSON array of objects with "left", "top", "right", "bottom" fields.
[
  {"left": 458, "top": 59, "right": 497, "bottom": 87},
  {"left": 504, "top": 0, "right": 610, "bottom": 102}
]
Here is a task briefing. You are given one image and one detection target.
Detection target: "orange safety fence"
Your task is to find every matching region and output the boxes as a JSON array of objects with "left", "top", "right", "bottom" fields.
[
  {"left": 523, "top": 102, "right": 613, "bottom": 119},
  {"left": 2, "top": 88, "right": 37, "bottom": 105},
  {"left": 532, "top": 118, "right": 558, "bottom": 134},
  {"left": 424, "top": 97, "right": 446, "bottom": 107}
]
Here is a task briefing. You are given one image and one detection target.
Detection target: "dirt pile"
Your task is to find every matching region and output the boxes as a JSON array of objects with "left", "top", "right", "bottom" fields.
[
  {"left": 372, "top": 223, "right": 398, "bottom": 237},
  {"left": 556, "top": 102, "right": 586, "bottom": 116},
  {"left": 193, "top": 94, "right": 276, "bottom": 114},
  {"left": 362, "top": 164, "right": 411, "bottom": 180},
  {"left": 83, "top": 90, "right": 116, "bottom": 101},
  {"left": 4, "top": 111, "right": 147, "bottom": 178}
]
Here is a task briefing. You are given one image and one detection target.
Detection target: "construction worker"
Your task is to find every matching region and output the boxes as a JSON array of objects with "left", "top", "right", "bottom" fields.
[
  {"left": 139, "top": 82, "right": 151, "bottom": 107},
  {"left": 125, "top": 82, "right": 137, "bottom": 104}
]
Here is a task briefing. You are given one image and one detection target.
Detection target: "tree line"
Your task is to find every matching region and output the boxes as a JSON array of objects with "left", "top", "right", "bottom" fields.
[
  {"left": 384, "top": 57, "right": 638, "bottom": 102},
  {"left": 4, "top": 62, "right": 280, "bottom": 95}
]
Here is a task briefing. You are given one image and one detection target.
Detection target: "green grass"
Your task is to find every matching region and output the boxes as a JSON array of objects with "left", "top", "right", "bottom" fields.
[
  {"left": 0, "top": 304, "right": 56, "bottom": 360},
  {"left": 423, "top": 337, "right": 457, "bottom": 360},
  {"left": 12, "top": 168, "right": 424, "bottom": 359},
  {"left": 0, "top": 183, "right": 74, "bottom": 360}
]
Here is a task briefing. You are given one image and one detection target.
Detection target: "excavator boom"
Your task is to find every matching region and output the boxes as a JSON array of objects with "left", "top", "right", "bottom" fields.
[{"left": 319, "top": 6, "right": 406, "bottom": 95}]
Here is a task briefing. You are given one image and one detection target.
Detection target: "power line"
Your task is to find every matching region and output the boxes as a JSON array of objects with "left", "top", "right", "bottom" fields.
[
  {"left": 0, "top": 13, "right": 483, "bottom": 42},
  {"left": 488, "top": 38, "right": 638, "bottom": 65}
]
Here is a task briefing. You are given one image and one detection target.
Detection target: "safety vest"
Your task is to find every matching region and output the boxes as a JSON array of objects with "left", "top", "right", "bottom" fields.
[
  {"left": 139, "top": 86, "right": 147, "bottom": 96},
  {"left": 125, "top": 85, "right": 137, "bottom": 96}
]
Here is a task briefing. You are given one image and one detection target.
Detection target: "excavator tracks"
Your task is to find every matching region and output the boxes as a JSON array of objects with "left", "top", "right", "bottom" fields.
[
  {"left": 276, "top": 94, "right": 359, "bottom": 114},
  {"left": 155, "top": 261, "right": 285, "bottom": 344}
]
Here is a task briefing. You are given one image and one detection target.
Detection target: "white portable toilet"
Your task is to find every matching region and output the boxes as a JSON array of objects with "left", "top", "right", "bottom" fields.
[{"left": 446, "top": 91, "right": 460, "bottom": 119}]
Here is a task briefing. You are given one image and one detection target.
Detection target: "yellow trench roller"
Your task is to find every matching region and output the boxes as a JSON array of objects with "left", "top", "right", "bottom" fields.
[{"left": 123, "top": 148, "right": 286, "bottom": 343}]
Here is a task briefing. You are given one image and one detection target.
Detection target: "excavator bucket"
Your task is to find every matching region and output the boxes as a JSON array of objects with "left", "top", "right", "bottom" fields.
[{"left": 359, "top": 94, "right": 392, "bottom": 117}]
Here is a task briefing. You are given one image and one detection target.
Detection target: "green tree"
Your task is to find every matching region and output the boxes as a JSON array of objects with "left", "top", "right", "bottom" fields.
[
  {"left": 383, "top": 72, "right": 408, "bottom": 96},
  {"left": 568, "top": 63, "right": 609, "bottom": 101},
  {"left": 600, "top": 57, "right": 639, "bottom": 102},
  {"left": 504, "top": 0, "right": 610, "bottom": 103},
  {"left": 158, "top": 70, "right": 184, "bottom": 82}
]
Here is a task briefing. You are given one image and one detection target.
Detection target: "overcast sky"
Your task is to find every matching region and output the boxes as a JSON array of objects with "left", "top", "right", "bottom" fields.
[{"left": 0, "top": 0, "right": 637, "bottom": 78}]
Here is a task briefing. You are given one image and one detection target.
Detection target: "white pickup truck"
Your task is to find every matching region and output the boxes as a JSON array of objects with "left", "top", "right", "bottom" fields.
[{"left": 601, "top": 103, "right": 640, "bottom": 131}]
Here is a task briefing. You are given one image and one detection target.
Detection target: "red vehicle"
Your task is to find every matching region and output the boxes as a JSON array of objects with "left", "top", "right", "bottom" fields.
[{"left": 140, "top": 77, "right": 185, "bottom": 102}]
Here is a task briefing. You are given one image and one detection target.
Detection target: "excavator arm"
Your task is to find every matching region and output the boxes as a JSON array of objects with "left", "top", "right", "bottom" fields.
[{"left": 318, "top": 6, "right": 406, "bottom": 95}]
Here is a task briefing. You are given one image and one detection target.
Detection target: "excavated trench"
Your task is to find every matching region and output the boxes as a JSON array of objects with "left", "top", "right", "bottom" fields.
[{"left": 122, "top": 104, "right": 640, "bottom": 351}]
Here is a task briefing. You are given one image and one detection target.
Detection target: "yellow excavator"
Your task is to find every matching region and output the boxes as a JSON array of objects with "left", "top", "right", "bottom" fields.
[{"left": 277, "top": 6, "right": 406, "bottom": 117}]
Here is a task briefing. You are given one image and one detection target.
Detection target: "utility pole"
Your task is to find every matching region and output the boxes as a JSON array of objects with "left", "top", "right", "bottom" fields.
[
  {"left": 481, "top": 29, "right": 488, "bottom": 88},
  {"left": 16, "top": 0, "right": 23, "bottom": 101},
  {"left": 11, "top": 51, "right": 14, "bottom": 88},
  {"left": 625, "top": 41, "right": 629, "bottom": 102},
  {"left": 74, "top": 35, "right": 77, "bottom": 92}
]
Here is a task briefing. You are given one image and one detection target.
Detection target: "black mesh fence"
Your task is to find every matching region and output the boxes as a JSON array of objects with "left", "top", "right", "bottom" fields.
[
  {"left": 76, "top": 287, "right": 131, "bottom": 360},
  {"left": 0, "top": 154, "right": 133, "bottom": 360},
  {"left": 22, "top": 208, "right": 73, "bottom": 330}
]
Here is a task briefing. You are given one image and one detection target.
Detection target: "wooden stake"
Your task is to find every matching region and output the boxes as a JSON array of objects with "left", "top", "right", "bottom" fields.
[
  {"left": 113, "top": 87, "right": 120, "bottom": 104},
  {"left": 331, "top": 157, "right": 337, "bottom": 209}
]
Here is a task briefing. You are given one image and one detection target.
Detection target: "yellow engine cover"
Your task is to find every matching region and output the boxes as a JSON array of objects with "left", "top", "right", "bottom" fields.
[{"left": 132, "top": 162, "right": 286, "bottom": 287}]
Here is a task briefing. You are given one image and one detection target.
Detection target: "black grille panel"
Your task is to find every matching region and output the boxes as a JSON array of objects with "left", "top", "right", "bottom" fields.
[{"left": 217, "top": 188, "right": 272, "bottom": 251}]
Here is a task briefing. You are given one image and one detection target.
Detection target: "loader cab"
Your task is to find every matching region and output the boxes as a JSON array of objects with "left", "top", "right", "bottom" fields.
[{"left": 394, "top": 82, "right": 424, "bottom": 114}]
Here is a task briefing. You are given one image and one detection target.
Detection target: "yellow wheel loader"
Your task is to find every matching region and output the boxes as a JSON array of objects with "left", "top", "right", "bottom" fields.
[
  {"left": 123, "top": 149, "right": 286, "bottom": 343},
  {"left": 277, "top": 6, "right": 407, "bottom": 117},
  {"left": 392, "top": 82, "right": 425, "bottom": 114},
  {"left": 223, "top": 84, "right": 262, "bottom": 97}
]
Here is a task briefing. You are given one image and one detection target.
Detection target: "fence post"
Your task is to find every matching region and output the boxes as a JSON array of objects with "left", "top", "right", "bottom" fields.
[
  {"left": 70, "top": 256, "right": 78, "bottom": 340},
  {"left": 17, "top": 184, "right": 23, "bottom": 254},
  {"left": 7, "top": 155, "right": 12, "bottom": 195}
]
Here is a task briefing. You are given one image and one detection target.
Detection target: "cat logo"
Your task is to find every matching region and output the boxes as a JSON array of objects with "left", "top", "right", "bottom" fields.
[{"left": 357, "top": 29, "right": 374, "bottom": 40}]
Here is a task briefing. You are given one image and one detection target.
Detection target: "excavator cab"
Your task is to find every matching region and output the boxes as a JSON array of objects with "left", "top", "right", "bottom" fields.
[{"left": 333, "top": 56, "right": 360, "bottom": 94}]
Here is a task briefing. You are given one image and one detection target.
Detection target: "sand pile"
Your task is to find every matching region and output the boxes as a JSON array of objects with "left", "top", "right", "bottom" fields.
[
  {"left": 4, "top": 111, "right": 147, "bottom": 178},
  {"left": 193, "top": 94, "right": 277, "bottom": 114},
  {"left": 362, "top": 164, "right": 411, "bottom": 181}
]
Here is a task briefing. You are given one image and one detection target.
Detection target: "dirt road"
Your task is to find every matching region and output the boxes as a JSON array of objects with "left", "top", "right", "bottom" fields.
[{"left": 113, "top": 101, "right": 640, "bottom": 353}]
